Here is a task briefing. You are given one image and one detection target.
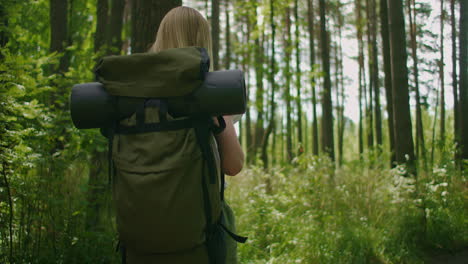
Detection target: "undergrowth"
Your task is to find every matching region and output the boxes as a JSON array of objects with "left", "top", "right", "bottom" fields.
[{"left": 227, "top": 155, "right": 468, "bottom": 264}]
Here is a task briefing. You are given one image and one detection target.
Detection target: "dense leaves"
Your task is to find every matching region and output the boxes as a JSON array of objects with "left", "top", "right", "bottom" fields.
[{"left": 0, "top": 0, "right": 467, "bottom": 263}]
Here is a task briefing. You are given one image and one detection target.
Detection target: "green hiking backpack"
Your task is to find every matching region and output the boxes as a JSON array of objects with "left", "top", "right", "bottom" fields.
[{"left": 94, "top": 47, "right": 247, "bottom": 264}]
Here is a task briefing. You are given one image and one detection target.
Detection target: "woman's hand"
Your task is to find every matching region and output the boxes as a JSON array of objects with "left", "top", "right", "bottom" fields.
[{"left": 214, "top": 115, "right": 244, "bottom": 176}]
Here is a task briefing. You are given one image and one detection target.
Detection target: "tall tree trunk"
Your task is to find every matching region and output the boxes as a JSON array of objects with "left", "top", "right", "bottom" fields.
[
  {"left": 408, "top": 0, "right": 426, "bottom": 168},
  {"left": 284, "top": 7, "right": 293, "bottom": 162},
  {"left": 356, "top": 0, "right": 365, "bottom": 156},
  {"left": 307, "top": 0, "right": 319, "bottom": 156},
  {"left": 459, "top": 0, "right": 468, "bottom": 161},
  {"left": 451, "top": 0, "right": 458, "bottom": 157},
  {"left": 131, "top": 0, "right": 181, "bottom": 53},
  {"left": 337, "top": 6, "right": 346, "bottom": 166},
  {"left": 50, "top": 0, "right": 69, "bottom": 73},
  {"left": 319, "top": 0, "right": 335, "bottom": 160},
  {"left": 108, "top": 0, "right": 125, "bottom": 55},
  {"left": 388, "top": 0, "right": 416, "bottom": 175},
  {"left": 254, "top": 7, "right": 265, "bottom": 161},
  {"left": 261, "top": 0, "right": 277, "bottom": 170},
  {"left": 335, "top": 44, "right": 343, "bottom": 165},
  {"left": 95, "top": 0, "right": 109, "bottom": 54},
  {"left": 211, "top": 0, "right": 220, "bottom": 70},
  {"left": 294, "top": 0, "right": 303, "bottom": 153},
  {"left": 224, "top": 0, "right": 231, "bottom": 69},
  {"left": 440, "top": 0, "right": 446, "bottom": 148},
  {"left": 370, "top": 0, "right": 382, "bottom": 147},
  {"left": 380, "top": 0, "right": 396, "bottom": 166},
  {"left": 365, "top": 0, "right": 374, "bottom": 149},
  {"left": 243, "top": 18, "right": 253, "bottom": 163}
]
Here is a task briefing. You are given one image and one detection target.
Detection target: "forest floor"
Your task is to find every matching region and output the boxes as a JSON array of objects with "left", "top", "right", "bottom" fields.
[{"left": 427, "top": 248, "right": 468, "bottom": 264}]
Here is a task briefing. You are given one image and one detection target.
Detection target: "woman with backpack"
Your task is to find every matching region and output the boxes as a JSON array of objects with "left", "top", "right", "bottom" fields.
[
  {"left": 110, "top": 6, "right": 246, "bottom": 264},
  {"left": 150, "top": 6, "right": 244, "bottom": 177}
]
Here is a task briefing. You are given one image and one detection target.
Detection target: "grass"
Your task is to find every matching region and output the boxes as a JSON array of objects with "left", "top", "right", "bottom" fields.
[{"left": 226, "top": 155, "right": 468, "bottom": 264}]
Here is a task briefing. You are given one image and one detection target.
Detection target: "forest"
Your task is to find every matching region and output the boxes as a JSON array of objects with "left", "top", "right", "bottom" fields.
[{"left": 0, "top": 0, "right": 467, "bottom": 263}]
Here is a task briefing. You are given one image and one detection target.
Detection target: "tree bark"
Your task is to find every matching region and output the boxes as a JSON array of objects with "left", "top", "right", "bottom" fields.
[
  {"left": 261, "top": 0, "right": 277, "bottom": 170},
  {"left": 380, "top": 0, "right": 396, "bottom": 166},
  {"left": 336, "top": 5, "right": 346, "bottom": 166},
  {"left": 440, "top": 0, "right": 446, "bottom": 148},
  {"left": 451, "top": 0, "right": 458, "bottom": 156},
  {"left": 370, "top": 0, "right": 382, "bottom": 147},
  {"left": 262, "top": 0, "right": 276, "bottom": 169},
  {"left": 319, "top": 0, "right": 335, "bottom": 160},
  {"left": 365, "top": 0, "right": 374, "bottom": 149},
  {"left": 459, "top": 0, "right": 468, "bottom": 160},
  {"left": 108, "top": 0, "right": 125, "bottom": 55},
  {"left": 131, "top": 0, "right": 181, "bottom": 53},
  {"left": 307, "top": 0, "right": 319, "bottom": 156},
  {"left": 254, "top": 4, "right": 265, "bottom": 160},
  {"left": 408, "top": 0, "right": 426, "bottom": 167},
  {"left": 224, "top": 0, "right": 231, "bottom": 69},
  {"left": 50, "top": 0, "right": 69, "bottom": 73},
  {"left": 284, "top": 7, "right": 293, "bottom": 162},
  {"left": 356, "top": 0, "right": 365, "bottom": 156},
  {"left": 95, "top": 0, "right": 109, "bottom": 53},
  {"left": 294, "top": 0, "right": 303, "bottom": 153},
  {"left": 387, "top": 0, "right": 416, "bottom": 174},
  {"left": 211, "top": 0, "right": 220, "bottom": 70}
]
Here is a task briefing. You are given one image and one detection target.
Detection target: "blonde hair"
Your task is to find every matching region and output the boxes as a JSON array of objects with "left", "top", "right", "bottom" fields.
[{"left": 149, "top": 6, "right": 213, "bottom": 70}]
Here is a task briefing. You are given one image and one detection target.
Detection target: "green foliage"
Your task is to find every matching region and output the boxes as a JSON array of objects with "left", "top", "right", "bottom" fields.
[
  {"left": 0, "top": 1, "right": 114, "bottom": 262},
  {"left": 227, "top": 155, "right": 468, "bottom": 263},
  {"left": 1, "top": 0, "right": 466, "bottom": 263}
]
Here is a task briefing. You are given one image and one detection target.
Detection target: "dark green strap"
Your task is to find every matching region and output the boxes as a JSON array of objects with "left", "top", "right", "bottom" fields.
[
  {"left": 212, "top": 116, "right": 226, "bottom": 135},
  {"left": 116, "top": 118, "right": 194, "bottom": 134},
  {"left": 220, "top": 223, "right": 248, "bottom": 243},
  {"left": 194, "top": 118, "right": 218, "bottom": 184}
]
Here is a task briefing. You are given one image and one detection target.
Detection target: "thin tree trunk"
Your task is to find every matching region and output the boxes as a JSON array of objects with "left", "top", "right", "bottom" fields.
[
  {"left": 284, "top": 7, "right": 293, "bottom": 162},
  {"left": 307, "top": 0, "right": 319, "bottom": 156},
  {"left": 408, "top": 0, "right": 426, "bottom": 168},
  {"left": 108, "top": 0, "right": 125, "bottom": 55},
  {"left": 336, "top": 7, "right": 345, "bottom": 166},
  {"left": 131, "top": 0, "right": 181, "bottom": 53},
  {"left": 388, "top": 0, "right": 416, "bottom": 175},
  {"left": 211, "top": 0, "right": 220, "bottom": 70},
  {"left": 335, "top": 44, "right": 343, "bottom": 166},
  {"left": 224, "top": 0, "right": 231, "bottom": 69},
  {"left": 319, "top": 0, "right": 335, "bottom": 161},
  {"left": 356, "top": 0, "right": 365, "bottom": 156},
  {"left": 261, "top": 0, "right": 277, "bottom": 170},
  {"left": 380, "top": 0, "right": 396, "bottom": 166},
  {"left": 366, "top": 0, "right": 374, "bottom": 149},
  {"left": 50, "top": 0, "right": 69, "bottom": 73},
  {"left": 371, "top": 0, "right": 382, "bottom": 147},
  {"left": 451, "top": 0, "right": 458, "bottom": 159},
  {"left": 244, "top": 19, "right": 253, "bottom": 163},
  {"left": 254, "top": 9, "right": 265, "bottom": 160},
  {"left": 294, "top": 0, "right": 303, "bottom": 152},
  {"left": 440, "top": 0, "right": 446, "bottom": 149},
  {"left": 95, "top": 0, "right": 109, "bottom": 54},
  {"left": 459, "top": 0, "right": 468, "bottom": 161}
]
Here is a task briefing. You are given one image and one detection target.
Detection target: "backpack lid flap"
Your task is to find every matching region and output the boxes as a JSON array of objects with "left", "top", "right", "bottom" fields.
[{"left": 94, "top": 47, "right": 210, "bottom": 98}]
